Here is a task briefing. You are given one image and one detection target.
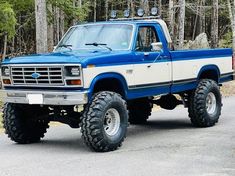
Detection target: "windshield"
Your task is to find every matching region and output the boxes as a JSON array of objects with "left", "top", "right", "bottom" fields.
[{"left": 55, "top": 24, "right": 134, "bottom": 52}]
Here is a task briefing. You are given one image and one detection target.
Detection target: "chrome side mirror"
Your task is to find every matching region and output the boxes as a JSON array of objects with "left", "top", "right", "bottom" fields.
[{"left": 151, "top": 42, "right": 163, "bottom": 52}]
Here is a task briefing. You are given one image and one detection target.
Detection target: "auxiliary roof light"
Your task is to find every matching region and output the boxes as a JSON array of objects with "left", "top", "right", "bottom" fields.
[
  {"left": 124, "top": 9, "right": 130, "bottom": 18},
  {"left": 137, "top": 8, "right": 144, "bottom": 17},
  {"left": 110, "top": 10, "right": 117, "bottom": 18},
  {"left": 151, "top": 7, "right": 158, "bottom": 16}
]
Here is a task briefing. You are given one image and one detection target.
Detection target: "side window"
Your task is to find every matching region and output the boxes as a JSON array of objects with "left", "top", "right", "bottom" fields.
[{"left": 135, "top": 26, "right": 159, "bottom": 52}]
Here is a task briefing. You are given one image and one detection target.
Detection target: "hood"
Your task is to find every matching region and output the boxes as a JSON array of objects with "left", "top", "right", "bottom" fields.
[{"left": 2, "top": 50, "right": 133, "bottom": 67}]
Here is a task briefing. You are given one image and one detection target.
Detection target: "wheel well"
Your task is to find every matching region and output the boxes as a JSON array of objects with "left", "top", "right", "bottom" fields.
[
  {"left": 199, "top": 69, "right": 219, "bottom": 83},
  {"left": 93, "top": 78, "right": 125, "bottom": 97}
]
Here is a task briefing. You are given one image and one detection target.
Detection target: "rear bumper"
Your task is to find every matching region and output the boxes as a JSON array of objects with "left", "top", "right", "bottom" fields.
[{"left": 1, "top": 89, "right": 88, "bottom": 105}]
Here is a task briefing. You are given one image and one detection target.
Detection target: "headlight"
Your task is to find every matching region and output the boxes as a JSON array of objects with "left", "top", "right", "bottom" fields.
[
  {"left": 65, "top": 66, "right": 81, "bottom": 76},
  {"left": 1, "top": 66, "right": 10, "bottom": 76}
]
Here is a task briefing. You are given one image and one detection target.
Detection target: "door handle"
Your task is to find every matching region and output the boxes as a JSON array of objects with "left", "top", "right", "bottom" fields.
[
  {"left": 160, "top": 55, "right": 170, "bottom": 59},
  {"left": 144, "top": 52, "right": 150, "bottom": 56}
]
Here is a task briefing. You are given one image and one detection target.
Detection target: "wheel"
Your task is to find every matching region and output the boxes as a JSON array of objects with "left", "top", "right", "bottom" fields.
[
  {"left": 128, "top": 98, "right": 153, "bottom": 124},
  {"left": 3, "top": 103, "right": 50, "bottom": 144},
  {"left": 81, "top": 91, "right": 128, "bottom": 152},
  {"left": 188, "top": 79, "right": 222, "bottom": 127}
]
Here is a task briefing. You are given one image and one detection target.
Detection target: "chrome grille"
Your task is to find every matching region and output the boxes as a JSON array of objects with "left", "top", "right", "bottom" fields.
[{"left": 11, "top": 66, "right": 64, "bottom": 86}]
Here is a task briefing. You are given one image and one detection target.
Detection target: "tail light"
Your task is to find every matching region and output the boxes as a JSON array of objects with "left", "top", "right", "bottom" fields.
[{"left": 233, "top": 53, "right": 235, "bottom": 70}]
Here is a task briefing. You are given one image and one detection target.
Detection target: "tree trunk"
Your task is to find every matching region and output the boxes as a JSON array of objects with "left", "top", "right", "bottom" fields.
[
  {"left": 130, "top": 0, "right": 135, "bottom": 18},
  {"left": 60, "top": 10, "right": 65, "bottom": 37},
  {"left": 169, "top": 0, "right": 175, "bottom": 38},
  {"left": 211, "top": 0, "right": 219, "bottom": 48},
  {"left": 94, "top": 0, "right": 97, "bottom": 22},
  {"left": 73, "top": 0, "right": 77, "bottom": 25},
  {"left": 199, "top": 0, "right": 206, "bottom": 33},
  {"left": 55, "top": 7, "right": 60, "bottom": 43},
  {"left": 3, "top": 34, "right": 7, "bottom": 60},
  {"left": 35, "top": 0, "right": 48, "bottom": 53},
  {"left": 192, "top": 0, "right": 200, "bottom": 40},
  {"left": 47, "top": 4, "right": 54, "bottom": 52},
  {"left": 158, "top": 0, "right": 162, "bottom": 16},
  {"left": 105, "top": 0, "right": 109, "bottom": 21},
  {"left": 178, "top": 0, "right": 185, "bottom": 49},
  {"left": 140, "top": 0, "right": 149, "bottom": 16}
]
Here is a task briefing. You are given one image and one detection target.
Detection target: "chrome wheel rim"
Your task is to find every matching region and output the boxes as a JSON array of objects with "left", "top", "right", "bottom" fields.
[
  {"left": 206, "top": 92, "right": 217, "bottom": 115},
  {"left": 104, "top": 108, "right": 120, "bottom": 136}
]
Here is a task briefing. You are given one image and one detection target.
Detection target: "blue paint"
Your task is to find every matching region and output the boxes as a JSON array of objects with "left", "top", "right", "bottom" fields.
[
  {"left": 126, "top": 85, "right": 170, "bottom": 100},
  {"left": 170, "top": 48, "right": 232, "bottom": 61},
  {"left": 88, "top": 72, "right": 129, "bottom": 100},
  {"left": 219, "top": 75, "right": 234, "bottom": 83},
  {"left": 171, "top": 81, "right": 198, "bottom": 94}
]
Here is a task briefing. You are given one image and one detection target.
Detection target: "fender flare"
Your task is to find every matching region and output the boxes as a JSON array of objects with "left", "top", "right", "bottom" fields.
[
  {"left": 88, "top": 72, "right": 129, "bottom": 99},
  {"left": 197, "top": 65, "right": 220, "bottom": 82}
]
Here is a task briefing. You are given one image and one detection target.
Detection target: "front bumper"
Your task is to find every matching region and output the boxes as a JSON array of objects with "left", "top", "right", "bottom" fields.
[{"left": 1, "top": 89, "right": 88, "bottom": 105}]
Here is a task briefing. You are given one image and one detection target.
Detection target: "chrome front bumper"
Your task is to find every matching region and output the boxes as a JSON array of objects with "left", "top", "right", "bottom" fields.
[{"left": 1, "top": 89, "right": 88, "bottom": 105}]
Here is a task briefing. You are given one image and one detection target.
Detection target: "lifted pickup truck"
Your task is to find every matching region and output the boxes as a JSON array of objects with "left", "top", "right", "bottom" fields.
[{"left": 1, "top": 17, "right": 234, "bottom": 152}]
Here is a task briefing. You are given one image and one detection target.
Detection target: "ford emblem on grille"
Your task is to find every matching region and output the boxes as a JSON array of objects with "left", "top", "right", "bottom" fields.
[{"left": 31, "top": 72, "right": 41, "bottom": 79}]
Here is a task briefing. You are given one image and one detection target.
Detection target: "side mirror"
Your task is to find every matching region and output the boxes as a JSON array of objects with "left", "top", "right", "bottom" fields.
[
  {"left": 151, "top": 42, "right": 163, "bottom": 52},
  {"left": 53, "top": 46, "right": 57, "bottom": 51}
]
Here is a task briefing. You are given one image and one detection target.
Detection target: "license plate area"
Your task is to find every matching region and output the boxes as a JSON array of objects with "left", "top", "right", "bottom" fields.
[{"left": 27, "top": 94, "right": 43, "bottom": 104}]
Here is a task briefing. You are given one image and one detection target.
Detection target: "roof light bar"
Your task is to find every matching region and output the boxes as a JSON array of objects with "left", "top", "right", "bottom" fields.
[
  {"left": 124, "top": 10, "right": 130, "bottom": 18},
  {"left": 151, "top": 7, "right": 158, "bottom": 16},
  {"left": 110, "top": 10, "right": 117, "bottom": 19},
  {"left": 137, "top": 8, "right": 144, "bottom": 17}
]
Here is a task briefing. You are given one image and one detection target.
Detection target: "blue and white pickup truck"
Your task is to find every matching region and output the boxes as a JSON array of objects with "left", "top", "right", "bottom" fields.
[{"left": 1, "top": 17, "right": 234, "bottom": 152}]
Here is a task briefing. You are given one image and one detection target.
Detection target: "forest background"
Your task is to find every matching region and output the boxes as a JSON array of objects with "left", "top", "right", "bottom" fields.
[{"left": 0, "top": 0, "right": 235, "bottom": 57}]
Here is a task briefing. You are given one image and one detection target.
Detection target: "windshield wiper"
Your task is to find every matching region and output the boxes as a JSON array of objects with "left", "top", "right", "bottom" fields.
[
  {"left": 85, "top": 42, "right": 112, "bottom": 51},
  {"left": 58, "top": 44, "right": 73, "bottom": 51}
]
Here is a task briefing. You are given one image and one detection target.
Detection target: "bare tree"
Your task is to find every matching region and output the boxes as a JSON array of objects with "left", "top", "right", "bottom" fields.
[
  {"left": 169, "top": 0, "right": 175, "bottom": 38},
  {"left": 94, "top": 0, "right": 97, "bottom": 22},
  {"left": 140, "top": 0, "right": 149, "bottom": 16},
  {"left": 227, "top": 0, "right": 235, "bottom": 55},
  {"left": 47, "top": 4, "right": 54, "bottom": 52},
  {"left": 211, "top": 0, "right": 219, "bottom": 48},
  {"left": 55, "top": 7, "right": 60, "bottom": 43},
  {"left": 178, "top": 0, "right": 185, "bottom": 49},
  {"left": 3, "top": 34, "right": 7, "bottom": 59},
  {"left": 60, "top": 10, "right": 65, "bottom": 37},
  {"left": 35, "top": 0, "right": 48, "bottom": 53},
  {"left": 130, "top": 0, "right": 135, "bottom": 18},
  {"left": 199, "top": 0, "right": 206, "bottom": 33},
  {"left": 105, "top": 0, "right": 109, "bottom": 21},
  {"left": 158, "top": 0, "right": 162, "bottom": 16}
]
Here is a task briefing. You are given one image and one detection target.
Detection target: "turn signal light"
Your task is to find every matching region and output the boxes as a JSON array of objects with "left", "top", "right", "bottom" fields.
[
  {"left": 3, "top": 79, "right": 11, "bottom": 85},
  {"left": 66, "top": 79, "right": 82, "bottom": 85}
]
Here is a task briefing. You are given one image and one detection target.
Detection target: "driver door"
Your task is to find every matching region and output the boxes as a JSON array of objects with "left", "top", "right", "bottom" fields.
[{"left": 133, "top": 25, "right": 171, "bottom": 91}]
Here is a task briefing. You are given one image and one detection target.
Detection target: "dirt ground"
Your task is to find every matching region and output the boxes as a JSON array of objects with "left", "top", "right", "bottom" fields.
[{"left": 220, "top": 80, "right": 235, "bottom": 97}]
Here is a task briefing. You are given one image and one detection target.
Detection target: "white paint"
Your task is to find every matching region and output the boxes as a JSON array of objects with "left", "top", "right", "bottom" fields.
[
  {"left": 82, "top": 57, "right": 233, "bottom": 89},
  {"left": 172, "top": 57, "right": 233, "bottom": 81},
  {"left": 83, "top": 65, "right": 134, "bottom": 88},
  {"left": 133, "top": 62, "right": 171, "bottom": 86}
]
